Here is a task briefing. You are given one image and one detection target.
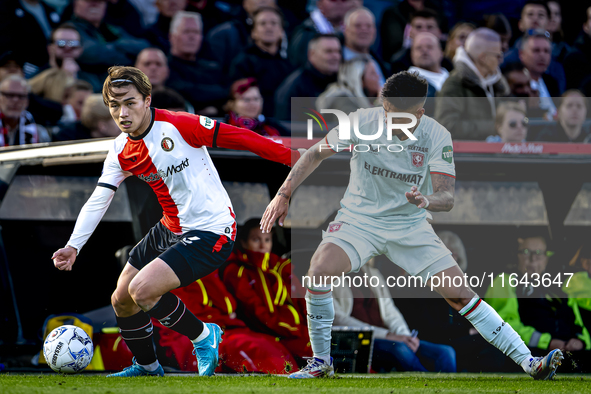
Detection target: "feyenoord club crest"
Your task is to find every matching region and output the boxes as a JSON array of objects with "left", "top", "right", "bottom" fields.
[
  {"left": 411, "top": 152, "right": 424, "bottom": 167},
  {"left": 328, "top": 222, "right": 342, "bottom": 233},
  {"left": 161, "top": 137, "right": 174, "bottom": 152}
]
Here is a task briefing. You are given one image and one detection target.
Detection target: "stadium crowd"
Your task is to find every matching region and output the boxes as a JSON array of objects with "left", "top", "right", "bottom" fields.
[
  {"left": 2, "top": 0, "right": 591, "bottom": 144},
  {"left": 1, "top": 0, "right": 590, "bottom": 374}
]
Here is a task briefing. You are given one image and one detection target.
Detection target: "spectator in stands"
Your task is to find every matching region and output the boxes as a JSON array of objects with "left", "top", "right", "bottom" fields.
[
  {"left": 224, "top": 78, "right": 287, "bottom": 137},
  {"left": 563, "top": 244, "right": 591, "bottom": 331},
  {"left": 47, "top": 23, "right": 102, "bottom": 92},
  {"left": 380, "top": 0, "right": 446, "bottom": 64},
  {"left": 64, "top": 79, "right": 93, "bottom": 121},
  {"left": 0, "top": 52, "right": 25, "bottom": 82},
  {"left": 316, "top": 58, "right": 378, "bottom": 114},
  {"left": 408, "top": 32, "right": 449, "bottom": 97},
  {"left": 390, "top": 9, "right": 450, "bottom": 74},
  {"left": 28, "top": 68, "right": 75, "bottom": 122},
  {"left": 332, "top": 257, "right": 456, "bottom": 373},
  {"left": 536, "top": 90, "right": 590, "bottom": 143},
  {"left": 502, "top": 1, "right": 567, "bottom": 92},
  {"left": 483, "top": 13, "right": 512, "bottom": 54},
  {"left": 229, "top": 7, "right": 293, "bottom": 117},
  {"left": 70, "top": 0, "right": 150, "bottom": 75},
  {"left": 436, "top": 28, "right": 509, "bottom": 140},
  {"left": 518, "top": 29, "right": 561, "bottom": 120},
  {"left": 564, "top": 7, "right": 591, "bottom": 94},
  {"left": 223, "top": 219, "right": 313, "bottom": 365},
  {"left": 186, "top": 0, "right": 232, "bottom": 36},
  {"left": 485, "top": 235, "right": 590, "bottom": 372},
  {"left": 437, "top": 231, "right": 468, "bottom": 272},
  {"left": 444, "top": 22, "right": 475, "bottom": 65},
  {"left": 342, "top": 8, "right": 389, "bottom": 91},
  {"left": 54, "top": 93, "right": 120, "bottom": 141},
  {"left": 151, "top": 87, "right": 186, "bottom": 112},
  {"left": 0, "top": 0, "right": 62, "bottom": 73},
  {"left": 135, "top": 47, "right": 170, "bottom": 91},
  {"left": 164, "top": 270, "right": 302, "bottom": 373},
  {"left": 486, "top": 101, "right": 529, "bottom": 143},
  {"left": 0, "top": 75, "right": 38, "bottom": 146},
  {"left": 146, "top": 0, "right": 188, "bottom": 53},
  {"left": 504, "top": 63, "right": 535, "bottom": 99},
  {"left": 275, "top": 34, "right": 340, "bottom": 120},
  {"left": 167, "top": 11, "right": 228, "bottom": 115},
  {"left": 288, "top": 0, "right": 358, "bottom": 68},
  {"left": 204, "top": 0, "right": 278, "bottom": 76}
]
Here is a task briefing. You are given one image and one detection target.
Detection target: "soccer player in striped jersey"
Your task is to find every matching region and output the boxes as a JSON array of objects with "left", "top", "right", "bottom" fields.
[
  {"left": 51, "top": 66, "right": 302, "bottom": 377},
  {"left": 261, "top": 71, "right": 563, "bottom": 380}
]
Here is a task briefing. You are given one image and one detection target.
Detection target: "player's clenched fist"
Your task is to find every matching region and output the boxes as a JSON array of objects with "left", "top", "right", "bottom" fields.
[
  {"left": 52, "top": 246, "right": 77, "bottom": 271},
  {"left": 260, "top": 193, "right": 290, "bottom": 233},
  {"left": 405, "top": 185, "right": 429, "bottom": 209}
]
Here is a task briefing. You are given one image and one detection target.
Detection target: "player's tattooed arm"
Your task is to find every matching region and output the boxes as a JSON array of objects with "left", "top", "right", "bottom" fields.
[{"left": 426, "top": 173, "right": 455, "bottom": 212}]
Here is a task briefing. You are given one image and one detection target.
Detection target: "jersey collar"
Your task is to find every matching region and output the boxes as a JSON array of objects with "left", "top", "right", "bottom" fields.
[{"left": 128, "top": 107, "right": 155, "bottom": 141}]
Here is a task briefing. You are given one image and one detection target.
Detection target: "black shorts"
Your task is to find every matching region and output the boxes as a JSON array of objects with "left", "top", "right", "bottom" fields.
[{"left": 128, "top": 221, "right": 234, "bottom": 288}]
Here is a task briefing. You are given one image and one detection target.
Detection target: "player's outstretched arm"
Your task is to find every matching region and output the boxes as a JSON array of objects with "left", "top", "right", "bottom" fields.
[
  {"left": 260, "top": 140, "right": 337, "bottom": 233},
  {"left": 405, "top": 173, "right": 455, "bottom": 212}
]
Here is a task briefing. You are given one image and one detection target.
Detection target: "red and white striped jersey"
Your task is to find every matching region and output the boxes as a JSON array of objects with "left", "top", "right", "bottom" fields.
[{"left": 98, "top": 108, "right": 298, "bottom": 239}]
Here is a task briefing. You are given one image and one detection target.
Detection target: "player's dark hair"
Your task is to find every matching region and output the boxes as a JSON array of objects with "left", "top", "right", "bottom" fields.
[
  {"left": 102, "top": 66, "right": 152, "bottom": 105},
  {"left": 381, "top": 71, "right": 428, "bottom": 110},
  {"left": 252, "top": 6, "right": 285, "bottom": 29},
  {"left": 521, "top": 0, "right": 551, "bottom": 19},
  {"left": 502, "top": 61, "right": 527, "bottom": 75}
]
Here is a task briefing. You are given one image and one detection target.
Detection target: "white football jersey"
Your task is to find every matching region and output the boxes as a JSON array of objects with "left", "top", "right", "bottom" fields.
[{"left": 325, "top": 107, "right": 455, "bottom": 227}]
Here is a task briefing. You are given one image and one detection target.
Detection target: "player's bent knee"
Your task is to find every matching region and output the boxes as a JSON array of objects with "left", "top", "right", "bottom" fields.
[
  {"left": 128, "top": 279, "right": 159, "bottom": 311},
  {"left": 111, "top": 289, "right": 135, "bottom": 315}
]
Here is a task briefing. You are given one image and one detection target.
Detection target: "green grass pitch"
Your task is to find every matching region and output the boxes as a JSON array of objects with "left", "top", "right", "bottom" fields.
[{"left": 1, "top": 373, "right": 590, "bottom": 394}]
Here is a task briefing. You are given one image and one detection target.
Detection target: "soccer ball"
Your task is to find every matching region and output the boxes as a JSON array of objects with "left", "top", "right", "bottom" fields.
[{"left": 43, "top": 325, "right": 94, "bottom": 373}]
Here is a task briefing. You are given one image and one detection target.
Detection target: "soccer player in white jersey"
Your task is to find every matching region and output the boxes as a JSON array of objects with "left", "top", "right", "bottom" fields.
[
  {"left": 261, "top": 71, "right": 563, "bottom": 380},
  {"left": 51, "top": 66, "right": 302, "bottom": 377}
]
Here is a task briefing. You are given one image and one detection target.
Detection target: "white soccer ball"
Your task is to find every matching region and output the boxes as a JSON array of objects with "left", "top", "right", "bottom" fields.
[{"left": 43, "top": 325, "right": 94, "bottom": 373}]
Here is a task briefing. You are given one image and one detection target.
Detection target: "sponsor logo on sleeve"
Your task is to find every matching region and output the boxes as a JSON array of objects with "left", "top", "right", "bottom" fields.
[
  {"left": 442, "top": 145, "right": 453, "bottom": 163},
  {"left": 200, "top": 116, "right": 215, "bottom": 130}
]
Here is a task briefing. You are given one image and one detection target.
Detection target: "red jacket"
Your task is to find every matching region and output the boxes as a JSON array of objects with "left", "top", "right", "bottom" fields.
[{"left": 223, "top": 250, "right": 309, "bottom": 340}]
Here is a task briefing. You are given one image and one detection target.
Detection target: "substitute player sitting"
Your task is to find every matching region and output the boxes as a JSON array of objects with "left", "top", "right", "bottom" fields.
[
  {"left": 52, "top": 66, "right": 301, "bottom": 377},
  {"left": 261, "top": 71, "right": 563, "bottom": 380}
]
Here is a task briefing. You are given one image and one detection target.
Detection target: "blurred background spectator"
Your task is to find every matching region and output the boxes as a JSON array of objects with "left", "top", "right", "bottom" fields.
[
  {"left": 54, "top": 93, "right": 119, "bottom": 141},
  {"left": 437, "top": 231, "right": 468, "bottom": 272},
  {"left": 289, "top": 0, "right": 358, "bottom": 68},
  {"left": 316, "top": 58, "right": 378, "bottom": 114},
  {"left": 229, "top": 6, "right": 293, "bottom": 117},
  {"left": 443, "top": 22, "right": 475, "bottom": 65},
  {"left": 486, "top": 101, "right": 529, "bottom": 143},
  {"left": 483, "top": 13, "right": 512, "bottom": 54},
  {"left": 28, "top": 68, "right": 75, "bottom": 123},
  {"left": 145, "top": 0, "right": 188, "bottom": 53},
  {"left": 0, "top": 52, "right": 25, "bottom": 82},
  {"left": 0, "top": 0, "right": 62, "bottom": 76},
  {"left": 408, "top": 32, "right": 449, "bottom": 97},
  {"left": 436, "top": 28, "right": 509, "bottom": 140},
  {"left": 380, "top": 0, "right": 446, "bottom": 65},
  {"left": 0, "top": 75, "right": 39, "bottom": 146},
  {"left": 167, "top": 11, "right": 227, "bottom": 115},
  {"left": 64, "top": 79, "right": 93, "bottom": 122},
  {"left": 151, "top": 87, "right": 186, "bottom": 112},
  {"left": 564, "top": 6, "right": 591, "bottom": 95},
  {"left": 135, "top": 47, "right": 170, "bottom": 91},
  {"left": 275, "top": 34, "right": 340, "bottom": 120},
  {"left": 536, "top": 90, "right": 590, "bottom": 142},
  {"left": 563, "top": 244, "right": 591, "bottom": 331},
  {"left": 342, "top": 7, "right": 389, "bottom": 92},
  {"left": 224, "top": 78, "right": 286, "bottom": 137},
  {"left": 46, "top": 22, "right": 102, "bottom": 92}
]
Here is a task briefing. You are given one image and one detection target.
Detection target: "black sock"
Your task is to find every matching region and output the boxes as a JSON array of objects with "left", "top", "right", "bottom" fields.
[
  {"left": 115, "top": 310, "right": 157, "bottom": 366},
  {"left": 148, "top": 292, "right": 204, "bottom": 340}
]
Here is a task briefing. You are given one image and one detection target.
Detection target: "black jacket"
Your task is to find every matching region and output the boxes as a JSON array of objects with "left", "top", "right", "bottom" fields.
[
  {"left": 167, "top": 55, "right": 229, "bottom": 111},
  {"left": 0, "top": 0, "right": 61, "bottom": 68},
  {"left": 229, "top": 44, "right": 294, "bottom": 117},
  {"left": 274, "top": 62, "right": 337, "bottom": 120},
  {"left": 535, "top": 122, "right": 591, "bottom": 143}
]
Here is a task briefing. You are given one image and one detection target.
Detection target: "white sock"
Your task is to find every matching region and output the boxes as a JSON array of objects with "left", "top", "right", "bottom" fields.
[
  {"left": 521, "top": 356, "right": 536, "bottom": 374},
  {"left": 140, "top": 360, "right": 160, "bottom": 372},
  {"left": 192, "top": 324, "right": 210, "bottom": 343},
  {"left": 460, "top": 295, "right": 532, "bottom": 368},
  {"left": 305, "top": 287, "right": 334, "bottom": 363}
]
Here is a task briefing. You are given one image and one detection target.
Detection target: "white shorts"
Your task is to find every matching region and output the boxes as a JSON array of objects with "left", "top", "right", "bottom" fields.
[{"left": 319, "top": 210, "right": 456, "bottom": 280}]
